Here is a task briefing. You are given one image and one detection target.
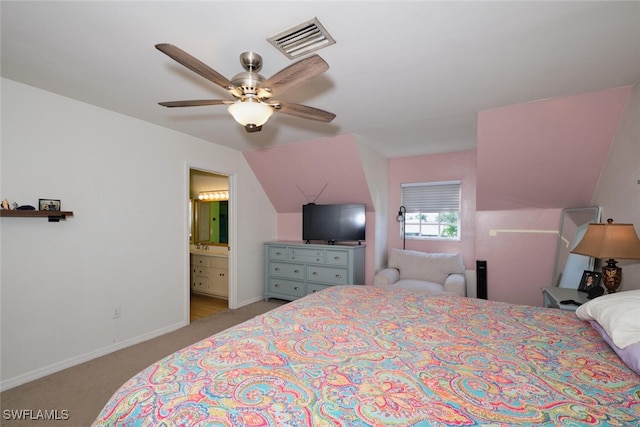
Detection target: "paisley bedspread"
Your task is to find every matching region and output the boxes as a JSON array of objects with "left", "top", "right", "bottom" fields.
[{"left": 93, "top": 286, "right": 640, "bottom": 426}]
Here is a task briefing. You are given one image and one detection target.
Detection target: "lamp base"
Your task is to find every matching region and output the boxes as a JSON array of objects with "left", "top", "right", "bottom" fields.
[{"left": 602, "top": 259, "right": 621, "bottom": 293}]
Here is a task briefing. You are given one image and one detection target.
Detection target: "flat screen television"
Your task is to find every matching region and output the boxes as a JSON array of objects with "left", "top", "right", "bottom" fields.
[{"left": 302, "top": 203, "right": 366, "bottom": 244}]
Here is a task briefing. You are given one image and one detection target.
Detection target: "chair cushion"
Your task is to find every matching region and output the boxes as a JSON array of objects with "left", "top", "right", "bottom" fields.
[
  {"left": 391, "top": 279, "right": 451, "bottom": 295},
  {"left": 388, "top": 248, "right": 464, "bottom": 284}
]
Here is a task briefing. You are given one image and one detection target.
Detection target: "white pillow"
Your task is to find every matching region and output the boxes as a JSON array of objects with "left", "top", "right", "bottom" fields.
[{"left": 575, "top": 289, "right": 640, "bottom": 349}]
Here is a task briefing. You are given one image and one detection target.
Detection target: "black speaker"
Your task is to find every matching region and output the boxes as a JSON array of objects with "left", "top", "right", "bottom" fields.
[{"left": 476, "top": 260, "right": 487, "bottom": 300}]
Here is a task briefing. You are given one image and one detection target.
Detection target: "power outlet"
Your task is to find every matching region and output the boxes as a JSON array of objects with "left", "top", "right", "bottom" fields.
[{"left": 112, "top": 306, "right": 121, "bottom": 319}]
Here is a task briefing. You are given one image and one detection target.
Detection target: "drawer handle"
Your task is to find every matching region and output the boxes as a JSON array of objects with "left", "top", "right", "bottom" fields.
[
  {"left": 335, "top": 274, "right": 342, "bottom": 278},
  {"left": 275, "top": 251, "right": 282, "bottom": 256},
  {"left": 312, "top": 289, "right": 318, "bottom": 293},
  {"left": 274, "top": 267, "right": 280, "bottom": 272},
  {"left": 333, "top": 256, "right": 341, "bottom": 260},
  {"left": 294, "top": 269, "right": 300, "bottom": 274},
  {"left": 312, "top": 271, "right": 319, "bottom": 276},
  {"left": 219, "top": 273, "right": 225, "bottom": 277},
  {"left": 294, "top": 286, "right": 299, "bottom": 291},
  {"left": 274, "top": 283, "right": 280, "bottom": 288}
]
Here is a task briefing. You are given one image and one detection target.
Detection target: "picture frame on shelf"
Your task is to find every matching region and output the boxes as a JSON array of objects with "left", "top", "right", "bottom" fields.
[
  {"left": 578, "top": 270, "right": 602, "bottom": 293},
  {"left": 39, "top": 198, "right": 61, "bottom": 211}
]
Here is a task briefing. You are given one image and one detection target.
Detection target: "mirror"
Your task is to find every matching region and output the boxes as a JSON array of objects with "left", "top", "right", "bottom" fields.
[
  {"left": 192, "top": 200, "right": 228, "bottom": 245},
  {"left": 552, "top": 207, "right": 601, "bottom": 288},
  {"left": 189, "top": 169, "right": 229, "bottom": 246}
]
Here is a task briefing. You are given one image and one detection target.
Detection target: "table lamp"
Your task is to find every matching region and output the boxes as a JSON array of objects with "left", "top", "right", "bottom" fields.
[{"left": 571, "top": 218, "right": 640, "bottom": 293}]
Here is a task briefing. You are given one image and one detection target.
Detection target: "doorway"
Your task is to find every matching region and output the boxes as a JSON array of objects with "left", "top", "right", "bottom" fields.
[{"left": 189, "top": 168, "right": 230, "bottom": 321}]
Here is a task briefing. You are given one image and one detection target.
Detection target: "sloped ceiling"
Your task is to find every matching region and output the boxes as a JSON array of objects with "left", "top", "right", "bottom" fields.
[
  {"left": 243, "top": 134, "right": 373, "bottom": 213},
  {"left": 476, "top": 86, "right": 632, "bottom": 211}
]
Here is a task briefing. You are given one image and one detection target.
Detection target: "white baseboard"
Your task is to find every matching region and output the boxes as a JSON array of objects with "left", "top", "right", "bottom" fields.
[
  {"left": 234, "top": 295, "right": 267, "bottom": 309},
  {"left": 0, "top": 320, "right": 187, "bottom": 392}
]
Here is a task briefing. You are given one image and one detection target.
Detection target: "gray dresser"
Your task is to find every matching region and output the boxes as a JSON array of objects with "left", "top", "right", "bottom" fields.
[{"left": 264, "top": 241, "right": 365, "bottom": 301}]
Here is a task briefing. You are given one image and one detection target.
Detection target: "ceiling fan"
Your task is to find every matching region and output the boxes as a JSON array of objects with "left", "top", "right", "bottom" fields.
[{"left": 155, "top": 43, "right": 336, "bottom": 132}]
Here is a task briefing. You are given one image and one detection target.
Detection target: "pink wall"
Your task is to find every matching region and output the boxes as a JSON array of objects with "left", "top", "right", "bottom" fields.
[
  {"left": 243, "top": 135, "right": 374, "bottom": 213},
  {"left": 477, "top": 86, "right": 631, "bottom": 211},
  {"left": 387, "top": 149, "right": 477, "bottom": 270},
  {"left": 475, "top": 87, "right": 631, "bottom": 306},
  {"left": 277, "top": 213, "right": 303, "bottom": 241},
  {"left": 476, "top": 209, "right": 561, "bottom": 305}
]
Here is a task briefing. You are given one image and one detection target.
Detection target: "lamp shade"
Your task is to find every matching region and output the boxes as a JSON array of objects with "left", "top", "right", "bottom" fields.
[
  {"left": 227, "top": 100, "right": 273, "bottom": 126},
  {"left": 571, "top": 221, "right": 640, "bottom": 259}
]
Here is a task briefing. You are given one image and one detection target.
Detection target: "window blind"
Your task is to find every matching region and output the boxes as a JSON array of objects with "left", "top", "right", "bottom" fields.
[{"left": 401, "top": 180, "right": 461, "bottom": 213}]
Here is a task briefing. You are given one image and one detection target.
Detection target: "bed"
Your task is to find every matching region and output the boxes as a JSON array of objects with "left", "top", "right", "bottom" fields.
[{"left": 93, "top": 286, "right": 640, "bottom": 426}]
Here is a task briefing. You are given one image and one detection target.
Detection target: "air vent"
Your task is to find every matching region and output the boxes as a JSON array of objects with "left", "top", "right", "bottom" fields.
[{"left": 268, "top": 17, "right": 336, "bottom": 59}]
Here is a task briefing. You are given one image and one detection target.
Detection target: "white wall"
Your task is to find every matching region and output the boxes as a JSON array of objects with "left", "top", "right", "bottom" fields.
[
  {"left": 592, "top": 82, "right": 640, "bottom": 291},
  {"left": 355, "top": 136, "right": 389, "bottom": 274},
  {"left": 0, "top": 79, "right": 277, "bottom": 390}
]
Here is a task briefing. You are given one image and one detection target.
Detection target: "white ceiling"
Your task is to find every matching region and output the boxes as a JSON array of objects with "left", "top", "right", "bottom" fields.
[{"left": 2, "top": 1, "right": 639, "bottom": 158}]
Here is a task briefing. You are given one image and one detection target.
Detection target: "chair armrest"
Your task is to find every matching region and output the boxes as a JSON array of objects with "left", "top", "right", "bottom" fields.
[
  {"left": 374, "top": 268, "right": 400, "bottom": 286},
  {"left": 443, "top": 273, "right": 466, "bottom": 296}
]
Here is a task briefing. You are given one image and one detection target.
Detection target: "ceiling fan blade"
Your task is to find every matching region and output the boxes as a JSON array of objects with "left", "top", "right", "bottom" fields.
[
  {"left": 261, "top": 55, "right": 329, "bottom": 97},
  {"left": 275, "top": 101, "right": 336, "bottom": 123},
  {"left": 156, "top": 43, "right": 235, "bottom": 91},
  {"left": 158, "top": 100, "right": 231, "bottom": 108}
]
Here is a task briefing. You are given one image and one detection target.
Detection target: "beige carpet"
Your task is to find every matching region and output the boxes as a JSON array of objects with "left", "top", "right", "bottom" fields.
[{"left": 0, "top": 299, "right": 286, "bottom": 426}]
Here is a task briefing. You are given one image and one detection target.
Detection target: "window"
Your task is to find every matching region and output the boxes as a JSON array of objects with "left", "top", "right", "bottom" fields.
[{"left": 400, "top": 180, "right": 461, "bottom": 239}]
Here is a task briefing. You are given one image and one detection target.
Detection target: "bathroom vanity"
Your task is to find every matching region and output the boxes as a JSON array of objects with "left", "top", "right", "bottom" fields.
[{"left": 190, "top": 246, "right": 229, "bottom": 298}]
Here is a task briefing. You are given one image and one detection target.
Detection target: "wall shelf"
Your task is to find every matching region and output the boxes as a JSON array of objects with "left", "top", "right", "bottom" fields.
[{"left": 0, "top": 210, "right": 74, "bottom": 222}]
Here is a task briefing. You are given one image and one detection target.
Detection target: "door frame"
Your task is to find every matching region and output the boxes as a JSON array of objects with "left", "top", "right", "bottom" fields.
[{"left": 185, "top": 162, "right": 237, "bottom": 323}]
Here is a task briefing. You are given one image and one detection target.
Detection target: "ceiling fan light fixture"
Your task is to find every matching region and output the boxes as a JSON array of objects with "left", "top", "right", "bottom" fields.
[
  {"left": 227, "top": 99, "right": 273, "bottom": 127},
  {"left": 155, "top": 43, "right": 335, "bottom": 127}
]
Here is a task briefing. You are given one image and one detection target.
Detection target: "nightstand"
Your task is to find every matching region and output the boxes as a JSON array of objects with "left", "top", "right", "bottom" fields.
[{"left": 541, "top": 287, "right": 590, "bottom": 312}]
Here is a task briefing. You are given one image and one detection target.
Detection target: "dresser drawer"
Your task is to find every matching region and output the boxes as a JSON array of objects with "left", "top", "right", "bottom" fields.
[
  {"left": 289, "top": 248, "right": 325, "bottom": 264},
  {"left": 269, "top": 278, "right": 305, "bottom": 297},
  {"left": 307, "top": 283, "right": 332, "bottom": 295},
  {"left": 307, "top": 266, "right": 349, "bottom": 285},
  {"left": 269, "top": 262, "right": 305, "bottom": 280},
  {"left": 268, "top": 246, "right": 288, "bottom": 261},
  {"left": 325, "top": 249, "right": 349, "bottom": 266}
]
